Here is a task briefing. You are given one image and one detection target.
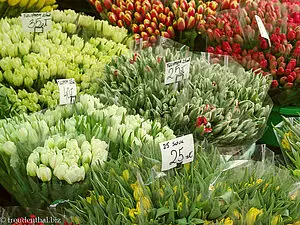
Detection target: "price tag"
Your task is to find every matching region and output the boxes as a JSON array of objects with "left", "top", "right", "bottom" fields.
[
  {"left": 57, "top": 79, "right": 77, "bottom": 105},
  {"left": 21, "top": 12, "right": 52, "bottom": 33},
  {"left": 255, "top": 15, "right": 271, "bottom": 47},
  {"left": 159, "top": 134, "right": 194, "bottom": 171},
  {"left": 164, "top": 57, "right": 191, "bottom": 85}
]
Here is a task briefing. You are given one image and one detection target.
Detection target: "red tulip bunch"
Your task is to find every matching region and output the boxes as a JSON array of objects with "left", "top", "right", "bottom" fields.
[{"left": 204, "top": 0, "right": 300, "bottom": 94}]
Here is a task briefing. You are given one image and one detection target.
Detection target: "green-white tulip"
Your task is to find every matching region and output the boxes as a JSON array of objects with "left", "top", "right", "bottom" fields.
[
  {"left": 63, "top": 165, "right": 85, "bottom": 184},
  {"left": 36, "top": 165, "right": 52, "bottom": 182},
  {"left": 2, "top": 141, "right": 17, "bottom": 156},
  {"left": 28, "top": 151, "right": 40, "bottom": 164},
  {"left": 82, "top": 150, "right": 92, "bottom": 164},
  {"left": 26, "top": 161, "right": 38, "bottom": 177},
  {"left": 81, "top": 141, "right": 91, "bottom": 153},
  {"left": 53, "top": 163, "right": 69, "bottom": 180}
]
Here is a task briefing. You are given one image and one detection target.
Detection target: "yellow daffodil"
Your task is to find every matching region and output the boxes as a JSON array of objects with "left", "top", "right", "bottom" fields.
[
  {"left": 122, "top": 169, "right": 129, "bottom": 181},
  {"left": 8, "top": 0, "right": 20, "bottom": 6},
  {"left": 271, "top": 215, "right": 282, "bottom": 225},
  {"left": 184, "top": 163, "right": 190, "bottom": 172},
  {"left": 245, "top": 207, "right": 263, "bottom": 225},
  {"left": 276, "top": 186, "right": 280, "bottom": 191}
]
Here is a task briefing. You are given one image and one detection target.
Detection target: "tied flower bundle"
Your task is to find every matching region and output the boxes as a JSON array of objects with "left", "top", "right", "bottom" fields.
[
  {"left": 98, "top": 46, "right": 272, "bottom": 146},
  {"left": 0, "top": 0, "right": 57, "bottom": 19},
  {"left": 274, "top": 116, "right": 300, "bottom": 178},
  {"left": 204, "top": 0, "right": 300, "bottom": 105},
  {"left": 68, "top": 142, "right": 300, "bottom": 224},
  {"left": 0, "top": 94, "right": 174, "bottom": 208},
  {"left": 0, "top": 10, "right": 130, "bottom": 118}
]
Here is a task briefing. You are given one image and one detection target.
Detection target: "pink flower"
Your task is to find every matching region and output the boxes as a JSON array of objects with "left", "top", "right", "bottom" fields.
[
  {"left": 260, "top": 38, "right": 269, "bottom": 50},
  {"left": 260, "top": 59, "right": 268, "bottom": 69},
  {"left": 271, "top": 79, "right": 279, "bottom": 88},
  {"left": 287, "top": 30, "right": 296, "bottom": 41},
  {"left": 221, "top": 41, "right": 232, "bottom": 53},
  {"left": 293, "top": 47, "right": 300, "bottom": 57}
]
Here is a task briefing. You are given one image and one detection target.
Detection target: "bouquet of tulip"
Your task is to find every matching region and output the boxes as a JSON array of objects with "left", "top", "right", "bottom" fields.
[
  {"left": 98, "top": 46, "right": 272, "bottom": 146},
  {"left": 0, "top": 94, "right": 175, "bottom": 208},
  {"left": 203, "top": 0, "right": 300, "bottom": 106},
  {"left": 0, "top": 10, "right": 130, "bottom": 118},
  {"left": 68, "top": 141, "right": 300, "bottom": 224},
  {"left": 274, "top": 116, "right": 300, "bottom": 177},
  {"left": 0, "top": 0, "right": 57, "bottom": 19}
]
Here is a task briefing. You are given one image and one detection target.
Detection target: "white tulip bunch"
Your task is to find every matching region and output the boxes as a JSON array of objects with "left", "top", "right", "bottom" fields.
[{"left": 27, "top": 134, "right": 108, "bottom": 184}]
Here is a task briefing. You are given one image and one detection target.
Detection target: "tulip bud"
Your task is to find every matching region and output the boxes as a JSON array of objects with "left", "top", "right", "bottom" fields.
[
  {"left": 27, "top": 162, "right": 38, "bottom": 177},
  {"left": 146, "top": 27, "right": 154, "bottom": 35},
  {"left": 141, "top": 32, "right": 149, "bottom": 41},
  {"left": 150, "top": 9, "right": 158, "bottom": 19},
  {"left": 108, "top": 12, "right": 117, "bottom": 24},
  {"left": 127, "top": 1, "right": 133, "bottom": 10},
  {"left": 161, "top": 31, "right": 171, "bottom": 39},
  {"left": 280, "top": 76, "right": 287, "bottom": 85},
  {"left": 124, "top": 13, "right": 132, "bottom": 26},
  {"left": 131, "top": 24, "right": 139, "bottom": 33},
  {"left": 158, "top": 23, "right": 165, "bottom": 31},
  {"left": 103, "top": 0, "right": 112, "bottom": 10},
  {"left": 36, "top": 165, "right": 52, "bottom": 182},
  {"left": 134, "top": 12, "right": 143, "bottom": 23},
  {"left": 149, "top": 35, "right": 157, "bottom": 43},
  {"left": 177, "top": 17, "right": 185, "bottom": 31},
  {"left": 154, "top": 29, "right": 160, "bottom": 36},
  {"left": 284, "top": 82, "right": 294, "bottom": 89},
  {"left": 287, "top": 30, "right": 296, "bottom": 41},
  {"left": 167, "top": 26, "right": 175, "bottom": 38},
  {"left": 186, "top": 16, "right": 195, "bottom": 29},
  {"left": 117, "top": 20, "right": 124, "bottom": 27}
]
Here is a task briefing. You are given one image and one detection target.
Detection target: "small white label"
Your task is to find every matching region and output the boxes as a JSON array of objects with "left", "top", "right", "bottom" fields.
[
  {"left": 255, "top": 15, "right": 271, "bottom": 47},
  {"left": 57, "top": 78, "right": 76, "bottom": 105},
  {"left": 21, "top": 12, "right": 52, "bottom": 33},
  {"left": 165, "top": 57, "right": 191, "bottom": 85},
  {"left": 159, "top": 134, "right": 194, "bottom": 171}
]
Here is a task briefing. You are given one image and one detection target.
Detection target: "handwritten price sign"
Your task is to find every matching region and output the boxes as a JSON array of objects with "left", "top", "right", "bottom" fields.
[
  {"left": 159, "top": 134, "right": 194, "bottom": 171},
  {"left": 255, "top": 15, "right": 271, "bottom": 47},
  {"left": 164, "top": 57, "right": 191, "bottom": 85},
  {"left": 21, "top": 12, "right": 52, "bottom": 33},
  {"left": 57, "top": 79, "right": 76, "bottom": 105}
]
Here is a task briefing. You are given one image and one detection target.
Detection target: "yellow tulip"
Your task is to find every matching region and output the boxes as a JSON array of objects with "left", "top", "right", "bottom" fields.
[
  {"left": 39, "top": 4, "right": 51, "bottom": 11},
  {"left": 27, "top": 0, "right": 37, "bottom": 8},
  {"left": 136, "top": 196, "right": 151, "bottom": 211},
  {"left": 34, "top": 0, "right": 45, "bottom": 9},
  {"left": 19, "top": 0, "right": 29, "bottom": 7},
  {"left": 0, "top": 0, "right": 7, "bottom": 2},
  {"left": 131, "top": 182, "right": 144, "bottom": 202},
  {"left": 271, "top": 215, "right": 281, "bottom": 225},
  {"left": 128, "top": 208, "right": 138, "bottom": 221},
  {"left": 98, "top": 195, "right": 105, "bottom": 204},
  {"left": 51, "top": 4, "right": 57, "bottom": 9},
  {"left": 173, "top": 185, "right": 178, "bottom": 193},
  {"left": 233, "top": 209, "right": 241, "bottom": 220},
  {"left": 281, "top": 139, "right": 291, "bottom": 150},
  {"left": 8, "top": 0, "right": 20, "bottom": 6},
  {"left": 122, "top": 169, "right": 129, "bottom": 181},
  {"left": 221, "top": 217, "right": 233, "bottom": 225},
  {"left": 86, "top": 196, "right": 92, "bottom": 204},
  {"left": 245, "top": 208, "right": 263, "bottom": 225},
  {"left": 44, "top": 0, "right": 55, "bottom": 5},
  {"left": 256, "top": 179, "right": 263, "bottom": 184}
]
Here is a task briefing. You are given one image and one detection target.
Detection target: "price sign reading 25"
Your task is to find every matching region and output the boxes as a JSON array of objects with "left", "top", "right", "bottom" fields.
[
  {"left": 21, "top": 12, "right": 52, "bottom": 33},
  {"left": 57, "top": 78, "right": 77, "bottom": 105},
  {"left": 164, "top": 57, "right": 191, "bottom": 85},
  {"left": 159, "top": 134, "right": 194, "bottom": 171}
]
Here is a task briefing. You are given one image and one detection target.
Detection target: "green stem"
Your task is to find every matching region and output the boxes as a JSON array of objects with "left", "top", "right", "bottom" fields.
[{"left": 0, "top": 2, "right": 9, "bottom": 19}]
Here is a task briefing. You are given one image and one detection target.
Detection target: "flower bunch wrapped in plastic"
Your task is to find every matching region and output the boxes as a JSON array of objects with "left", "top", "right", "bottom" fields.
[
  {"left": 68, "top": 142, "right": 300, "bottom": 224},
  {"left": 0, "top": 94, "right": 174, "bottom": 208},
  {"left": 0, "top": 0, "right": 57, "bottom": 19},
  {"left": 274, "top": 117, "right": 300, "bottom": 177},
  {"left": 98, "top": 46, "right": 272, "bottom": 146}
]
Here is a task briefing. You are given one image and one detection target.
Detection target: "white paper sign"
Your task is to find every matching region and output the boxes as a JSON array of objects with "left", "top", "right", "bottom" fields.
[
  {"left": 159, "top": 134, "right": 194, "bottom": 171},
  {"left": 165, "top": 57, "right": 191, "bottom": 84},
  {"left": 57, "top": 78, "right": 76, "bottom": 105},
  {"left": 21, "top": 12, "right": 52, "bottom": 33},
  {"left": 255, "top": 15, "right": 271, "bottom": 47}
]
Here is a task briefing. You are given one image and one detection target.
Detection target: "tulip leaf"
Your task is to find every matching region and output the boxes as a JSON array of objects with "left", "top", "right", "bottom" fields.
[
  {"left": 156, "top": 207, "right": 170, "bottom": 219},
  {"left": 176, "top": 218, "right": 188, "bottom": 225},
  {"left": 190, "top": 218, "right": 205, "bottom": 224}
]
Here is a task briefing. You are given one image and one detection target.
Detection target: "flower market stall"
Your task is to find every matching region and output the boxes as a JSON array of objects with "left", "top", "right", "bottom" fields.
[{"left": 0, "top": 0, "right": 299, "bottom": 225}]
